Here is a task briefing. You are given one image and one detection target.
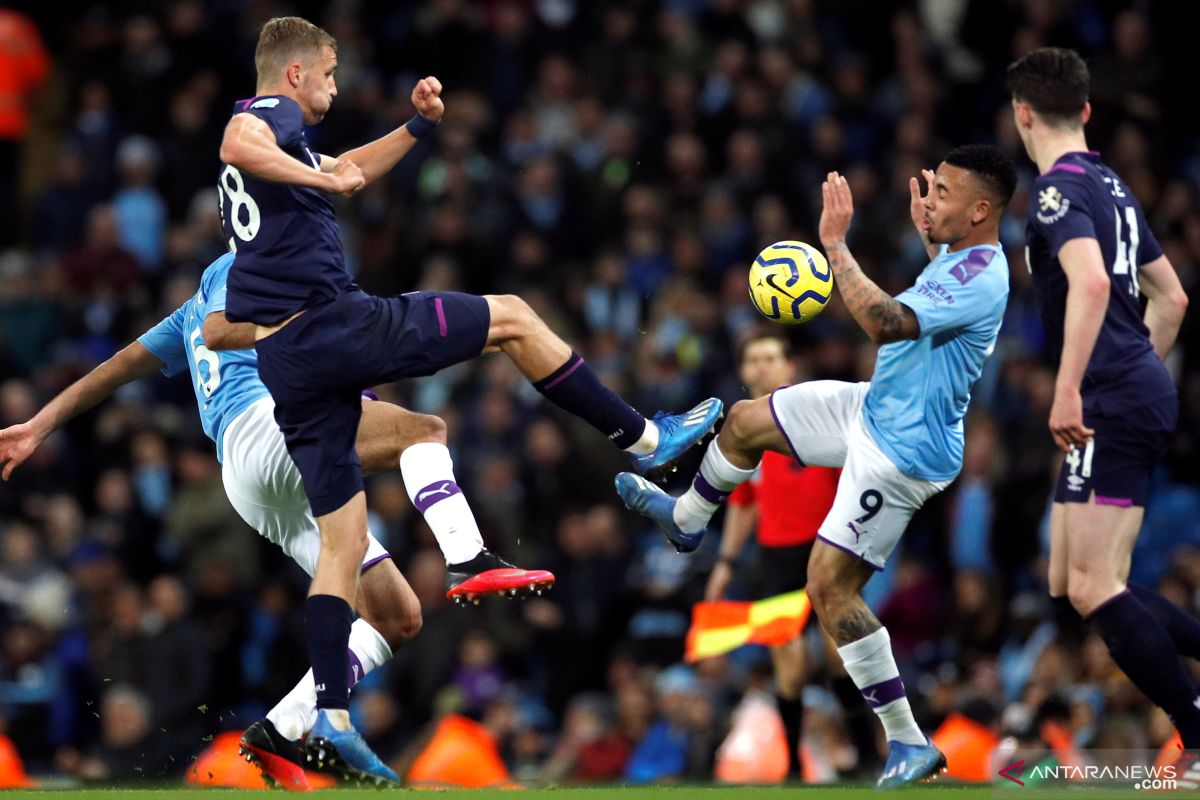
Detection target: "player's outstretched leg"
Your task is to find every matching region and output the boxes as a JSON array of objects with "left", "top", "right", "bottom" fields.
[
  {"left": 805, "top": 541, "right": 944, "bottom": 789},
  {"left": 361, "top": 398, "right": 555, "bottom": 601},
  {"left": 484, "top": 294, "right": 722, "bottom": 475},
  {"left": 1054, "top": 500, "right": 1200, "bottom": 752},
  {"left": 616, "top": 397, "right": 781, "bottom": 551}
]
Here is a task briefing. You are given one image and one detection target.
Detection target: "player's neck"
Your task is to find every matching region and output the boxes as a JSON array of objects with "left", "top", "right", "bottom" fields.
[
  {"left": 255, "top": 82, "right": 296, "bottom": 101},
  {"left": 1033, "top": 128, "right": 1090, "bottom": 175},
  {"left": 947, "top": 226, "right": 1000, "bottom": 254}
]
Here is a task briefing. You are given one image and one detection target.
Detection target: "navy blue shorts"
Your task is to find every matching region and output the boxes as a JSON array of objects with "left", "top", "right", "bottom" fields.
[
  {"left": 1053, "top": 402, "right": 1175, "bottom": 508},
  {"left": 256, "top": 290, "right": 489, "bottom": 516}
]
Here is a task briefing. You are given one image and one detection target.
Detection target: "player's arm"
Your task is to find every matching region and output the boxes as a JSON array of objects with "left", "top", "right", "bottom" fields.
[
  {"left": 705, "top": 501, "right": 759, "bottom": 601},
  {"left": 819, "top": 172, "right": 920, "bottom": 344},
  {"left": 202, "top": 312, "right": 257, "bottom": 351},
  {"left": 332, "top": 76, "right": 443, "bottom": 186},
  {"left": 220, "top": 113, "right": 363, "bottom": 195},
  {"left": 1139, "top": 255, "right": 1188, "bottom": 359},
  {"left": 0, "top": 342, "right": 164, "bottom": 480},
  {"left": 909, "top": 168, "right": 941, "bottom": 261},
  {"left": 1050, "top": 237, "right": 1110, "bottom": 451}
]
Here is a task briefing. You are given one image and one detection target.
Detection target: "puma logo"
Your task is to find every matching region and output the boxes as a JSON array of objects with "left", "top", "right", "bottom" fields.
[{"left": 417, "top": 483, "right": 454, "bottom": 503}]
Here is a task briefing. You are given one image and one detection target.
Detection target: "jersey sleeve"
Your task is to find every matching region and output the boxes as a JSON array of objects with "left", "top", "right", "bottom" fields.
[
  {"left": 1135, "top": 204, "right": 1165, "bottom": 265},
  {"left": 896, "top": 248, "right": 1006, "bottom": 337},
  {"left": 244, "top": 97, "right": 304, "bottom": 149},
  {"left": 137, "top": 304, "right": 190, "bottom": 377},
  {"left": 1028, "top": 176, "right": 1097, "bottom": 256}
]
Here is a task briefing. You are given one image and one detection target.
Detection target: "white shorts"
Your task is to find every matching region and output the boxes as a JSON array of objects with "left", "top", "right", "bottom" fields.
[
  {"left": 769, "top": 381, "right": 951, "bottom": 570},
  {"left": 221, "top": 397, "right": 389, "bottom": 578}
]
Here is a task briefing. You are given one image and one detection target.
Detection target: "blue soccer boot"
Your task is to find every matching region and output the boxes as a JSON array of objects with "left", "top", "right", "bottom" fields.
[
  {"left": 876, "top": 737, "right": 947, "bottom": 789},
  {"left": 304, "top": 709, "right": 400, "bottom": 787},
  {"left": 615, "top": 472, "right": 706, "bottom": 553},
  {"left": 629, "top": 398, "right": 723, "bottom": 477}
]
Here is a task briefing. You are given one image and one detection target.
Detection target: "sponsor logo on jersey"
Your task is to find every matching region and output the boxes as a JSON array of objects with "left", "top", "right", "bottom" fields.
[{"left": 1036, "top": 185, "right": 1071, "bottom": 224}]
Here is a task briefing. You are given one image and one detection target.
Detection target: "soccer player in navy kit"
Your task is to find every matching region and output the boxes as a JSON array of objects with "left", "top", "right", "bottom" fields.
[
  {"left": 1008, "top": 48, "right": 1198, "bottom": 780},
  {"left": 212, "top": 17, "right": 722, "bottom": 781}
]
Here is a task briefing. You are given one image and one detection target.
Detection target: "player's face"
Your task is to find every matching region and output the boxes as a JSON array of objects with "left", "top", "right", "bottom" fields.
[
  {"left": 922, "top": 163, "right": 987, "bottom": 246},
  {"left": 297, "top": 46, "right": 338, "bottom": 125},
  {"left": 739, "top": 339, "right": 794, "bottom": 398}
]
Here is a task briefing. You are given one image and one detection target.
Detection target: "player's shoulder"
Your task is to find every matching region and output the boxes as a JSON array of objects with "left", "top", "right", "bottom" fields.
[
  {"left": 199, "top": 252, "right": 236, "bottom": 299},
  {"left": 232, "top": 94, "right": 300, "bottom": 117},
  {"left": 938, "top": 245, "right": 1007, "bottom": 287},
  {"left": 1029, "top": 167, "right": 1097, "bottom": 227}
]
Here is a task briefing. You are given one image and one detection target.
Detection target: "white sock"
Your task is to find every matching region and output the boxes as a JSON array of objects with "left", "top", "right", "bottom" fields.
[
  {"left": 672, "top": 439, "right": 757, "bottom": 533},
  {"left": 267, "top": 618, "right": 393, "bottom": 741},
  {"left": 625, "top": 420, "right": 660, "bottom": 455},
  {"left": 399, "top": 442, "right": 485, "bottom": 565},
  {"left": 836, "top": 627, "right": 925, "bottom": 746}
]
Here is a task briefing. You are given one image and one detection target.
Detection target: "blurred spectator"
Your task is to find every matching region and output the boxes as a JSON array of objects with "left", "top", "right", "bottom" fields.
[{"left": 0, "top": 9, "right": 49, "bottom": 247}]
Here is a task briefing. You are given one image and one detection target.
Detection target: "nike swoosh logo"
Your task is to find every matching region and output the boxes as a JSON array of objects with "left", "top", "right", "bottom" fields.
[{"left": 764, "top": 273, "right": 797, "bottom": 299}]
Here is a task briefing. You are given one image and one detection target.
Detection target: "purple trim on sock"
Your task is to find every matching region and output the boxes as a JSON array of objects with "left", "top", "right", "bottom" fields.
[
  {"left": 861, "top": 675, "right": 906, "bottom": 708},
  {"left": 816, "top": 534, "right": 884, "bottom": 571},
  {"left": 347, "top": 651, "right": 365, "bottom": 688},
  {"left": 1095, "top": 495, "right": 1134, "bottom": 508},
  {"left": 692, "top": 473, "right": 729, "bottom": 504},
  {"left": 360, "top": 553, "right": 391, "bottom": 573},
  {"left": 541, "top": 357, "right": 584, "bottom": 391},
  {"left": 1085, "top": 587, "right": 1132, "bottom": 622},
  {"left": 1050, "top": 163, "right": 1087, "bottom": 174},
  {"left": 768, "top": 389, "right": 806, "bottom": 466},
  {"left": 361, "top": 389, "right": 379, "bottom": 401},
  {"left": 413, "top": 480, "right": 463, "bottom": 514},
  {"left": 434, "top": 296, "right": 447, "bottom": 336}
]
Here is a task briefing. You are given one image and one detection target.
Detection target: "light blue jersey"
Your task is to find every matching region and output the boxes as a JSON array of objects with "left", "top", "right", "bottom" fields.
[
  {"left": 863, "top": 244, "right": 1008, "bottom": 481},
  {"left": 137, "top": 253, "right": 270, "bottom": 462}
]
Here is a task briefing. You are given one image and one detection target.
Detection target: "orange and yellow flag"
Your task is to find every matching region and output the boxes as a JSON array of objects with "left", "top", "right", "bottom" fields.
[{"left": 685, "top": 590, "right": 812, "bottom": 663}]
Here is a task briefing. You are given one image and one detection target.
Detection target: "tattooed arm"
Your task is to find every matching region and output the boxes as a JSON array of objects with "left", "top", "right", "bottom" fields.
[{"left": 819, "top": 172, "right": 921, "bottom": 344}]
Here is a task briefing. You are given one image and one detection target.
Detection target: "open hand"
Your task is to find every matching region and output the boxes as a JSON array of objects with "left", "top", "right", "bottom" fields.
[
  {"left": 412, "top": 76, "right": 444, "bottom": 122},
  {"left": 909, "top": 168, "right": 935, "bottom": 235},
  {"left": 819, "top": 171, "right": 854, "bottom": 246},
  {"left": 328, "top": 158, "right": 365, "bottom": 197}
]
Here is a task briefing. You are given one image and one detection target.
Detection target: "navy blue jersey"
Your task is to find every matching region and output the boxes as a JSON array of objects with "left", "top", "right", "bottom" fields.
[
  {"left": 1025, "top": 151, "right": 1173, "bottom": 416},
  {"left": 219, "top": 95, "right": 352, "bottom": 324}
]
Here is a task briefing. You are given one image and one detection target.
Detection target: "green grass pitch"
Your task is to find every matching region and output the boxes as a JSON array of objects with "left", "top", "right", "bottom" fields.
[{"left": 0, "top": 786, "right": 1029, "bottom": 800}]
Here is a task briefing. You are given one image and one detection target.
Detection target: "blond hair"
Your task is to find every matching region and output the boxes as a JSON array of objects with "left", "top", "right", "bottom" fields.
[{"left": 254, "top": 17, "right": 336, "bottom": 85}]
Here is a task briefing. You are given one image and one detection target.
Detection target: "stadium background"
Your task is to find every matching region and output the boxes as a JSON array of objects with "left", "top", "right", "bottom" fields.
[{"left": 0, "top": 0, "right": 1198, "bottom": 786}]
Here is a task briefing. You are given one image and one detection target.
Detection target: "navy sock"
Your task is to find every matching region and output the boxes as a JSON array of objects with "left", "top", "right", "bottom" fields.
[
  {"left": 1087, "top": 589, "right": 1200, "bottom": 748},
  {"left": 533, "top": 352, "right": 646, "bottom": 449},
  {"left": 305, "top": 594, "right": 353, "bottom": 711},
  {"left": 777, "top": 693, "right": 804, "bottom": 777},
  {"left": 1130, "top": 584, "right": 1200, "bottom": 660}
]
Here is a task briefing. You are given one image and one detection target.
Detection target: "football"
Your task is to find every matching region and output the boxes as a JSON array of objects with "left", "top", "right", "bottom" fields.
[{"left": 747, "top": 241, "right": 833, "bottom": 324}]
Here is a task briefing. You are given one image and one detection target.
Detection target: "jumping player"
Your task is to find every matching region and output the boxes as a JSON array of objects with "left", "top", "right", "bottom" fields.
[
  {"left": 0, "top": 252, "right": 551, "bottom": 790},
  {"left": 618, "top": 148, "right": 1016, "bottom": 788},
  {"left": 212, "top": 17, "right": 722, "bottom": 781},
  {"left": 1007, "top": 48, "right": 1197, "bottom": 780},
  {"left": 705, "top": 330, "right": 841, "bottom": 778}
]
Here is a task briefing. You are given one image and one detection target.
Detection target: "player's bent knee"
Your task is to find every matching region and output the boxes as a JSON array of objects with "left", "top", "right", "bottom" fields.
[{"left": 485, "top": 294, "right": 540, "bottom": 340}]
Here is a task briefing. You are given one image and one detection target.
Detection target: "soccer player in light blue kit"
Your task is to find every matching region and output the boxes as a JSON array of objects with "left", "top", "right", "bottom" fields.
[
  {"left": 0, "top": 253, "right": 548, "bottom": 789},
  {"left": 617, "top": 147, "right": 1017, "bottom": 788}
]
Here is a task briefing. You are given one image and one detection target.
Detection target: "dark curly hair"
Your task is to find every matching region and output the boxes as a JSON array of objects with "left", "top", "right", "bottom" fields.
[
  {"left": 1006, "top": 47, "right": 1090, "bottom": 126},
  {"left": 943, "top": 145, "right": 1018, "bottom": 208}
]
